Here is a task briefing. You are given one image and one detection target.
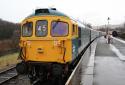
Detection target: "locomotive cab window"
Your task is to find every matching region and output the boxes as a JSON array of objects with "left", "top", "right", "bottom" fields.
[
  {"left": 36, "top": 20, "right": 48, "bottom": 37},
  {"left": 22, "top": 22, "right": 33, "bottom": 37},
  {"left": 51, "top": 21, "right": 68, "bottom": 37}
]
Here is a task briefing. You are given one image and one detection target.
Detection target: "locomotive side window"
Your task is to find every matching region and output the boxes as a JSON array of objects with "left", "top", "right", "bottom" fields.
[
  {"left": 72, "top": 24, "right": 75, "bottom": 35},
  {"left": 72, "top": 24, "right": 77, "bottom": 35},
  {"left": 22, "top": 22, "right": 33, "bottom": 37},
  {"left": 36, "top": 20, "right": 48, "bottom": 37},
  {"left": 51, "top": 21, "right": 68, "bottom": 36},
  {"left": 75, "top": 25, "right": 78, "bottom": 35}
]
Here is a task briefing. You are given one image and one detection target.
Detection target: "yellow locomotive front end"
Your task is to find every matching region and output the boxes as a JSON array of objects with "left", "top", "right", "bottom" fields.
[
  {"left": 20, "top": 15, "right": 72, "bottom": 63},
  {"left": 16, "top": 8, "right": 79, "bottom": 85}
]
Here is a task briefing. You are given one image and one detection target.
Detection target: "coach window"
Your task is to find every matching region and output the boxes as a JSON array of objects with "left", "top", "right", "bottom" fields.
[
  {"left": 22, "top": 22, "right": 33, "bottom": 37},
  {"left": 36, "top": 20, "right": 48, "bottom": 37},
  {"left": 51, "top": 21, "right": 68, "bottom": 36}
]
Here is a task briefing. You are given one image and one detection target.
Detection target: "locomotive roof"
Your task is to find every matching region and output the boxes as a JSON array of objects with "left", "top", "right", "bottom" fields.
[
  {"left": 27, "top": 8, "right": 69, "bottom": 18},
  {"left": 25, "top": 8, "right": 86, "bottom": 28}
]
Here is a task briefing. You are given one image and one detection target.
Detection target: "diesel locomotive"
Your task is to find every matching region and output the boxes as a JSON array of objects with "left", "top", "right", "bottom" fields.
[{"left": 16, "top": 8, "right": 101, "bottom": 85}]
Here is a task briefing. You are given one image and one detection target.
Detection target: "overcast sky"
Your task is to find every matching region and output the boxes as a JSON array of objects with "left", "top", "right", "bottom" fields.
[{"left": 0, "top": 0, "right": 125, "bottom": 26}]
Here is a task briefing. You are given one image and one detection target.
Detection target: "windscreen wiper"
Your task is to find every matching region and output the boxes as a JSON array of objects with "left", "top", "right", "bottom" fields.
[{"left": 52, "top": 19, "right": 60, "bottom": 29}]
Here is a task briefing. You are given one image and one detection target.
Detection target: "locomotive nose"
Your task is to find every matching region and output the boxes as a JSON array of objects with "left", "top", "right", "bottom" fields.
[{"left": 16, "top": 62, "right": 28, "bottom": 74}]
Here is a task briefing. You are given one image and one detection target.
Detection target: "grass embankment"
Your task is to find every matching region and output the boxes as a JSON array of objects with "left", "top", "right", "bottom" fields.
[{"left": 0, "top": 53, "right": 19, "bottom": 70}]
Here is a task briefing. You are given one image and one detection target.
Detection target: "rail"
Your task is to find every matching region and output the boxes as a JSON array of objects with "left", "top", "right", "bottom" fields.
[{"left": 0, "top": 65, "right": 18, "bottom": 85}]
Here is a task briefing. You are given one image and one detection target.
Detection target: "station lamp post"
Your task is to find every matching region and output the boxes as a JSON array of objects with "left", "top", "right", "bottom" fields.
[
  {"left": 107, "top": 17, "right": 110, "bottom": 35},
  {"left": 107, "top": 17, "right": 111, "bottom": 44}
]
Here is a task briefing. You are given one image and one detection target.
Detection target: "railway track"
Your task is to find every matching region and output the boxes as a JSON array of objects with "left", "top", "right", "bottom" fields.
[{"left": 0, "top": 66, "right": 18, "bottom": 85}]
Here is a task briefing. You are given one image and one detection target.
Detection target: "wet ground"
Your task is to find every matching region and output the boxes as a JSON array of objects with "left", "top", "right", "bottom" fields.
[{"left": 93, "top": 37, "right": 125, "bottom": 85}]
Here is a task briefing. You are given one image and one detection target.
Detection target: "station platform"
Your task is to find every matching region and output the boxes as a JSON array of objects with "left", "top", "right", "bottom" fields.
[{"left": 81, "top": 37, "right": 125, "bottom": 85}]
